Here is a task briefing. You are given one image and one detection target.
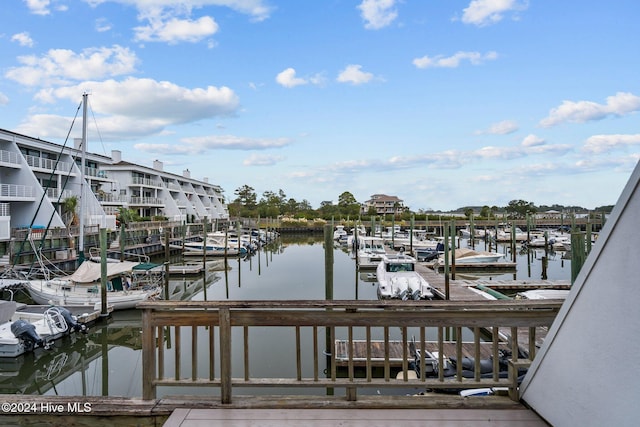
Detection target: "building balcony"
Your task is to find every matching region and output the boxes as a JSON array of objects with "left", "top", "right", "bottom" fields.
[
  {"left": 86, "top": 167, "right": 109, "bottom": 180},
  {"left": 129, "top": 196, "right": 164, "bottom": 206},
  {"left": 46, "top": 188, "right": 73, "bottom": 201},
  {"left": 0, "top": 150, "right": 21, "bottom": 168},
  {"left": 25, "top": 154, "right": 74, "bottom": 174},
  {"left": 0, "top": 184, "right": 35, "bottom": 201},
  {"left": 131, "top": 177, "right": 163, "bottom": 188}
]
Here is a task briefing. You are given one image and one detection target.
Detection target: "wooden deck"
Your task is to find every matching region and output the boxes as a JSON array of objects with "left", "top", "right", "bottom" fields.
[{"left": 164, "top": 404, "right": 549, "bottom": 427}]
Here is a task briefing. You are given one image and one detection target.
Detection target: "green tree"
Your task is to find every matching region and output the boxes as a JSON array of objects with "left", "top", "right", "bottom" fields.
[
  {"left": 505, "top": 199, "right": 537, "bottom": 219},
  {"left": 479, "top": 205, "right": 491, "bottom": 218},
  {"left": 234, "top": 185, "right": 257, "bottom": 208},
  {"left": 258, "top": 190, "right": 287, "bottom": 218},
  {"left": 338, "top": 191, "right": 360, "bottom": 217},
  {"left": 233, "top": 185, "right": 258, "bottom": 217},
  {"left": 62, "top": 196, "right": 79, "bottom": 227}
]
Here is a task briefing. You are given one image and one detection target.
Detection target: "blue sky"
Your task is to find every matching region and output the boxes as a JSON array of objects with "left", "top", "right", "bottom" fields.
[{"left": 1, "top": 0, "right": 639, "bottom": 211}]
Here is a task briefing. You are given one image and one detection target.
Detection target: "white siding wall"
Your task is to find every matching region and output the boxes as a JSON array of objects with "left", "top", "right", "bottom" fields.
[{"left": 520, "top": 161, "right": 640, "bottom": 425}]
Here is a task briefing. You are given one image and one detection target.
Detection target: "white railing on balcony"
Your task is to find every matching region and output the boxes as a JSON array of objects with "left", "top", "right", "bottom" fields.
[
  {"left": 132, "top": 177, "right": 162, "bottom": 187},
  {"left": 25, "top": 155, "right": 73, "bottom": 173},
  {"left": 46, "top": 188, "right": 73, "bottom": 200},
  {"left": 0, "top": 150, "right": 20, "bottom": 165},
  {"left": 0, "top": 203, "right": 9, "bottom": 216},
  {"left": 130, "top": 196, "right": 163, "bottom": 205},
  {"left": 0, "top": 184, "right": 34, "bottom": 198},
  {"left": 86, "top": 167, "right": 108, "bottom": 179},
  {"left": 97, "top": 194, "right": 129, "bottom": 203},
  {"left": 166, "top": 182, "right": 181, "bottom": 191}
]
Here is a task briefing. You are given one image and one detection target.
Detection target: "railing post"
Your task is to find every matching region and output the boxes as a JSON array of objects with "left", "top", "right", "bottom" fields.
[
  {"left": 219, "top": 307, "right": 232, "bottom": 404},
  {"left": 141, "top": 307, "right": 157, "bottom": 400}
]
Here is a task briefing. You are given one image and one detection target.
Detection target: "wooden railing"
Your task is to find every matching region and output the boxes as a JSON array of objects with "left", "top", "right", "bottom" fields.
[{"left": 139, "top": 300, "right": 561, "bottom": 403}]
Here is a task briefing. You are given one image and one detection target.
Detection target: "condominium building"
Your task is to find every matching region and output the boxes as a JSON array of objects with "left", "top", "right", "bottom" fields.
[
  {"left": 360, "top": 194, "right": 407, "bottom": 216},
  {"left": 0, "top": 128, "right": 228, "bottom": 242}
]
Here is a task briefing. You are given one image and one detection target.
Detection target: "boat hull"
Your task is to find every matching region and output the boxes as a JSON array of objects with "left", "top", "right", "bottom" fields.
[{"left": 26, "top": 281, "right": 160, "bottom": 311}]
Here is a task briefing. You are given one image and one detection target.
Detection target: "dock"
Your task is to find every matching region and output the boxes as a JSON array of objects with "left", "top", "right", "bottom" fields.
[{"left": 414, "top": 264, "right": 566, "bottom": 356}]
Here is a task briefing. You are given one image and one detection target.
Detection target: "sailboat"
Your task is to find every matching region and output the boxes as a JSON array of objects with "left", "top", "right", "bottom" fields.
[{"left": 23, "top": 93, "right": 163, "bottom": 310}]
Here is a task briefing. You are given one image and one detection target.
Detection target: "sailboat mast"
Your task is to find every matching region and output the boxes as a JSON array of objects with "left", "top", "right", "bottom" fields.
[{"left": 78, "top": 92, "right": 88, "bottom": 264}]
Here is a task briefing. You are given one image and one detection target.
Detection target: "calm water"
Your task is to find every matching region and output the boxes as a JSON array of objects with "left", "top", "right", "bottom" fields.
[{"left": 1, "top": 234, "right": 572, "bottom": 397}]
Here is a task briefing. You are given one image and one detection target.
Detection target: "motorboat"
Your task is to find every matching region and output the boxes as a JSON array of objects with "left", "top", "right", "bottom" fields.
[
  {"left": 408, "top": 341, "right": 528, "bottom": 393},
  {"left": 333, "top": 225, "right": 348, "bottom": 243},
  {"left": 388, "top": 230, "right": 442, "bottom": 252},
  {"left": 24, "top": 259, "right": 163, "bottom": 311},
  {"left": 347, "top": 225, "right": 368, "bottom": 249},
  {"left": 184, "top": 233, "right": 243, "bottom": 256},
  {"left": 437, "top": 248, "right": 505, "bottom": 265},
  {"left": 356, "top": 236, "right": 386, "bottom": 269},
  {"left": 376, "top": 250, "right": 434, "bottom": 300},
  {"left": 0, "top": 300, "right": 97, "bottom": 358}
]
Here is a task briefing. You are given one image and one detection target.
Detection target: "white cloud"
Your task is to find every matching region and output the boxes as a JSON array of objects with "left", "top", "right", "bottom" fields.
[
  {"left": 243, "top": 154, "right": 286, "bottom": 166},
  {"left": 539, "top": 92, "right": 640, "bottom": 127},
  {"left": 5, "top": 45, "right": 138, "bottom": 87},
  {"left": 14, "top": 77, "right": 240, "bottom": 139},
  {"left": 134, "top": 16, "right": 219, "bottom": 43},
  {"left": 89, "top": 0, "right": 272, "bottom": 22},
  {"left": 336, "top": 65, "right": 374, "bottom": 85},
  {"left": 357, "top": 0, "right": 398, "bottom": 30},
  {"left": 82, "top": 1, "right": 272, "bottom": 45},
  {"left": 23, "top": 0, "right": 50, "bottom": 15},
  {"left": 583, "top": 134, "right": 640, "bottom": 154},
  {"left": 521, "top": 134, "right": 545, "bottom": 147},
  {"left": 476, "top": 119, "right": 518, "bottom": 135},
  {"left": 11, "top": 32, "right": 34, "bottom": 47},
  {"left": 0, "top": 92, "right": 9, "bottom": 105},
  {"left": 413, "top": 51, "right": 498, "bottom": 69},
  {"left": 136, "top": 135, "right": 292, "bottom": 155},
  {"left": 95, "top": 18, "right": 112, "bottom": 32},
  {"left": 276, "top": 68, "right": 308, "bottom": 88},
  {"left": 461, "top": 0, "right": 528, "bottom": 27},
  {"left": 276, "top": 68, "right": 325, "bottom": 88}
]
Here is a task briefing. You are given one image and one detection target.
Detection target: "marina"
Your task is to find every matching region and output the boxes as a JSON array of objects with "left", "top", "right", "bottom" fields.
[{"left": 0, "top": 231, "right": 572, "bottom": 391}]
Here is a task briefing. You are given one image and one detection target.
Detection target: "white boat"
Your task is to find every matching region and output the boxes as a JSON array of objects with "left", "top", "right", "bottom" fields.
[
  {"left": 376, "top": 251, "right": 434, "bottom": 300},
  {"left": 333, "top": 225, "right": 348, "bottom": 242},
  {"left": 438, "top": 248, "right": 505, "bottom": 265},
  {"left": 388, "top": 229, "right": 441, "bottom": 251},
  {"left": 494, "top": 227, "right": 529, "bottom": 242},
  {"left": 184, "top": 232, "right": 243, "bottom": 256},
  {"left": 24, "top": 259, "right": 163, "bottom": 310},
  {"left": 516, "top": 289, "right": 570, "bottom": 300},
  {"left": 347, "top": 225, "right": 367, "bottom": 249},
  {"left": 356, "top": 237, "right": 386, "bottom": 269},
  {"left": 550, "top": 235, "right": 571, "bottom": 250},
  {"left": 0, "top": 300, "right": 99, "bottom": 358}
]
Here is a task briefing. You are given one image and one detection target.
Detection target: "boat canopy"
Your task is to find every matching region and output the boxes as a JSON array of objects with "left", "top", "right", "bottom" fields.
[{"left": 67, "top": 260, "right": 139, "bottom": 283}]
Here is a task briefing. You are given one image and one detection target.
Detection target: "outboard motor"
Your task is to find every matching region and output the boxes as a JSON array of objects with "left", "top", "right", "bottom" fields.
[
  {"left": 56, "top": 307, "right": 88, "bottom": 334},
  {"left": 11, "top": 319, "right": 48, "bottom": 350},
  {"left": 411, "top": 289, "right": 422, "bottom": 300}
]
